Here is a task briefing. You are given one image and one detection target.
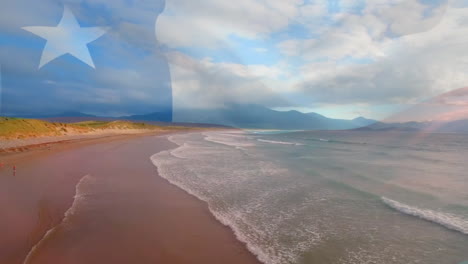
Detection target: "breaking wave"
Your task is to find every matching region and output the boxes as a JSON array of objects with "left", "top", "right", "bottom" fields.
[
  {"left": 381, "top": 197, "right": 468, "bottom": 235},
  {"left": 150, "top": 134, "right": 320, "bottom": 264},
  {"left": 203, "top": 132, "right": 256, "bottom": 148},
  {"left": 258, "top": 139, "right": 304, "bottom": 146},
  {"left": 23, "top": 175, "right": 94, "bottom": 264}
]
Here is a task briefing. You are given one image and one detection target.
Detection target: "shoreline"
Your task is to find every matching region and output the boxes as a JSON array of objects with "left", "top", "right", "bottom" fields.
[
  {"left": 150, "top": 151, "right": 269, "bottom": 264},
  {"left": 0, "top": 130, "right": 261, "bottom": 264},
  {"left": 0, "top": 128, "right": 216, "bottom": 167}
]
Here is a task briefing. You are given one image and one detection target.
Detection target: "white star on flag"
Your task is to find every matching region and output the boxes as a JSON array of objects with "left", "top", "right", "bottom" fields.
[{"left": 22, "top": 7, "right": 108, "bottom": 69}]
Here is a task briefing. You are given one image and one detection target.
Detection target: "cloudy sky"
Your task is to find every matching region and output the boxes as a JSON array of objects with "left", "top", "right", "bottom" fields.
[
  {"left": 1, "top": 0, "right": 468, "bottom": 121},
  {"left": 1, "top": 0, "right": 172, "bottom": 120},
  {"left": 158, "top": 0, "right": 468, "bottom": 120}
]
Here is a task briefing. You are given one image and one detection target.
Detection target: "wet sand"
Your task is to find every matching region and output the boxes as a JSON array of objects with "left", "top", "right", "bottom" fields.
[{"left": 0, "top": 132, "right": 260, "bottom": 264}]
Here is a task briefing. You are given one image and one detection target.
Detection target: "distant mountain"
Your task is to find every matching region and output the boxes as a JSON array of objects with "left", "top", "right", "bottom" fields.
[
  {"left": 120, "top": 111, "right": 172, "bottom": 122},
  {"left": 305, "top": 112, "right": 329, "bottom": 120},
  {"left": 16, "top": 111, "right": 229, "bottom": 128},
  {"left": 6, "top": 111, "right": 96, "bottom": 119},
  {"left": 5, "top": 105, "right": 377, "bottom": 130},
  {"left": 55, "top": 111, "right": 97, "bottom": 118},
  {"left": 352, "top": 117, "right": 377, "bottom": 127},
  {"left": 432, "top": 119, "right": 468, "bottom": 133},
  {"left": 38, "top": 111, "right": 110, "bottom": 123},
  {"left": 357, "top": 119, "right": 468, "bottom": 133},
  {"left": 356, "top": 121, "right": 423, "bottom": 132},
  {"left": 48, "top": 107, "right": 466, "bottom": 133},
  {"left": 360, "top": 87, "right": 468, "bottom": 133},
  {"left": 304, "top": 113, "right": 377, "bottom": 129},
  {"left": 174, "top": 104, "right": 376, "bottom": 130}
]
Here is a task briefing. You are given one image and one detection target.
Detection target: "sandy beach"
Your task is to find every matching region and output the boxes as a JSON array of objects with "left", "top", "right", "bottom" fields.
[{"left": 0, "top": 131, "right": 260, "bottom": 264}]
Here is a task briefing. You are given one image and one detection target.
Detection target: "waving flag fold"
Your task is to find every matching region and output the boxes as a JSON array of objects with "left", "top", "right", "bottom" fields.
[{"left": 0, "top": 0, "right": 172, "bottom": 121}]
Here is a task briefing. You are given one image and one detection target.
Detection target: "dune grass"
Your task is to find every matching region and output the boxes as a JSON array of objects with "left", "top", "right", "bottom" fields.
[
  {"left": 0, "top": 118, "right": 165, "bottom": 139},
  {"left": 73, "top": 120, "right": 158, "bottom": 130},
  {"left": 0, "top": 117, "right": 83, "bottom": 139}
]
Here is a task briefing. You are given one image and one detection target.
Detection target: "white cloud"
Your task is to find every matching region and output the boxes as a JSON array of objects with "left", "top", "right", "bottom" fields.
[
  {"left": 156, "top": 0, "right": 303, "bottom": 48},
  {"left": 159, "top": 0, "right": 468, "bottom": 116},
  {"left": 278, "top": 0, "right": 448, "bottom": 61},
  {"left": 167, "top": 52, "right": 290, "bottom": 110},
  {"left": 293, "top": 5, "right": 468, "bottom": 105}
]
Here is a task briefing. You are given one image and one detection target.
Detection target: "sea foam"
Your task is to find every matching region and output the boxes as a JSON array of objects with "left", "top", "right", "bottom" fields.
[
  {"left": 258, "top": 139, "right": 304, "bottom": 146},
  {"left": 381, "top": 197, "right": 468, "bottom": 235},
  {"left": 23, "top": 175, "right": 93, "bottom": 264},
  {"left": 203, "top": 132, "right": 256, "bottom": 148},
  {"left": 151, "top": 134, "right": 320, "bottom": 264}
]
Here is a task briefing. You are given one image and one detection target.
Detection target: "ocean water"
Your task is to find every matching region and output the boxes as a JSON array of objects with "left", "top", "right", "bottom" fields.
[{"left": 151, "top": 130, "right": 468, "bottom": 264}]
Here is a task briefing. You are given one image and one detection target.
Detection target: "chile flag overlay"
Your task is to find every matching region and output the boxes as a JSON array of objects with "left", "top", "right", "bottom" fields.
[{"left": 0, "top": 0, "right": 172, "bottom": 121}]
